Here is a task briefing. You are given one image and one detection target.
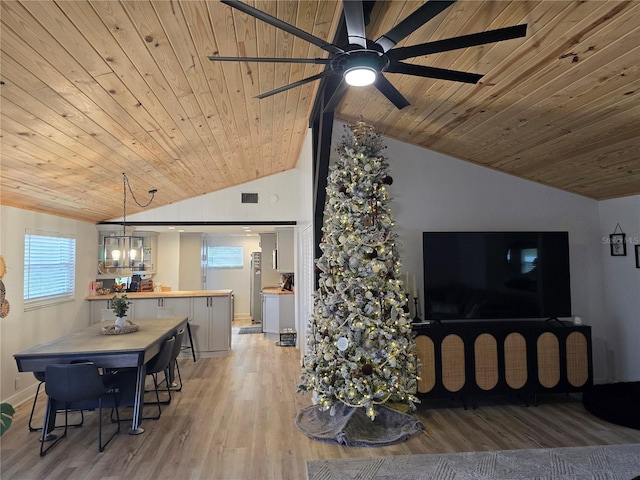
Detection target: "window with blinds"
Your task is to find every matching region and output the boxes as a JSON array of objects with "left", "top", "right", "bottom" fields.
[
  {"left": 24, "top": 233, "right": 76, "bottom": 307},
  {"left": 207, "top": 246, "right": 244, "bottom": 268}
]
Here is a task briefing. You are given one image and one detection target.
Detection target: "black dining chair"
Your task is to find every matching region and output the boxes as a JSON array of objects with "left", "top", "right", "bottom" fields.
[
  {"left": 145, "top": 329, "right": 185, "bottom": 405},
  {"left": 111, "top": 335, "right": 176, "bottom": 423},
  {"left": 28, "top": 371, "right": 84, "bottom": 432},
  {"left": 39, "top": 362, "right": 120, "bottom": 456},
  {"left": 168, "top": 328, "right": 185, "bottom": 393},
  {"left": 143, "top": 336, "right": 176, "bottom": 418}
]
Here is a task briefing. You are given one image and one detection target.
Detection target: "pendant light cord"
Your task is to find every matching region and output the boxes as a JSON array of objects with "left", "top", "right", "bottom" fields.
[{"left": 122, "top": 173, "right": 157, "bottom": 233}]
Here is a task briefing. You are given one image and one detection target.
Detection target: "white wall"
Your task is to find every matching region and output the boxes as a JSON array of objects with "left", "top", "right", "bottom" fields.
[
  {"left": 0, "top": 206, "right": 97, "bottom": 406},
  {"left": 125, "top": 170, "right": 301, "bottom": 223},
  {"left": 354, "top": 124, "right": 636, "bottom": 384},
  {"left": 599, "top": 195, "right": 640, "bottom": 381},
  {"left": 205, "top": 235, "right": 261, "bottom": 317},
  {"left": 179, "top": 233, "right": 204, "bottom": 291},
  {"left": 383, "top": 132, "right": 603, "bottom": 317},
  {"left": 156, "top": 232, "right": 181, "bottom": 290}
]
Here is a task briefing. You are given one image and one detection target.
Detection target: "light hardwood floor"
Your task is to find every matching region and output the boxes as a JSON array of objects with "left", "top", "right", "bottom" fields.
[{"left": 2, "top": 318, "right": 639, "bottom": 480}]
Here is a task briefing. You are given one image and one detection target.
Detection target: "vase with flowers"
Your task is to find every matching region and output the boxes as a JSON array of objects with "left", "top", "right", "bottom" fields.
[{"left": 111, "top": 295, "right": 131, "bottom": 329}]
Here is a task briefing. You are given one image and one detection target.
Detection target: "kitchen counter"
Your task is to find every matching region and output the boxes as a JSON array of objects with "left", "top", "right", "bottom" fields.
[
  {"left": 86, "top": 290, "right": 233, "bottom": 357},
  {"left": 86, "top": 289, "right": 232, "bottom": 300},
  {"left": 261, "top": 288, "right": 294, "bottom": 295}
]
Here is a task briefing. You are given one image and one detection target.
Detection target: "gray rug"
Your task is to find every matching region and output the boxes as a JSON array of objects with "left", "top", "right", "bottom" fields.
[
  {"left": 238, "top": 326, "right": 262, "bottom": 334},
  {"left": 296, "top": 403, "right": 424, "bottom": 447},
  {"left": 306, "top": 443, "right": 640, "bottom": 480}
]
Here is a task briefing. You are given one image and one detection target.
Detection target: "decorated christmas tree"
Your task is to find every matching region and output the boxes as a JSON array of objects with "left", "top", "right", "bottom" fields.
[{"left": 299, "top": 121, "right": 419, "bottom": 422}]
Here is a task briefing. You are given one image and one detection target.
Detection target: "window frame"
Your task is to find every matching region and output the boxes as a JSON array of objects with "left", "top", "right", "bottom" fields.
[
  {"left": 23, "top": 231, "right": 77, "bottom": 309},
  {"left": 207, "top": 245, "right": 244, "bottom": 269}
]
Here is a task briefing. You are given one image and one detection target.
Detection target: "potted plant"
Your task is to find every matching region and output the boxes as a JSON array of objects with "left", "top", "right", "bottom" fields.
[
  {"left": 1, "top": 403, "right": 14, "bottom": 436},
  {"left": 111, "top": 294, "right": 131, "bottom": 328}
]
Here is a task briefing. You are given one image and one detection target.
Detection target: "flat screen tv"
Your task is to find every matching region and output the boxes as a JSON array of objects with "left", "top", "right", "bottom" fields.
[{"left": 423, "top": 231, "right": 571, "bottom": 321}]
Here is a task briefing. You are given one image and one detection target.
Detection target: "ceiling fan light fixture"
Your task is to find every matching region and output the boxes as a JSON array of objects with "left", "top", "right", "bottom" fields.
[
  {"left": 344, "top": 66, "right": 377, "bottom": 86},
  {"left": 212, "top": 0, "right": 528, "bottom": 108}
]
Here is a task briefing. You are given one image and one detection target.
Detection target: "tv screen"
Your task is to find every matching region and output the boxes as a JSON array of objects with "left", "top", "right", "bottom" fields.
[{"left": 423, "top": 231, "right": 571, "bottom": 321}]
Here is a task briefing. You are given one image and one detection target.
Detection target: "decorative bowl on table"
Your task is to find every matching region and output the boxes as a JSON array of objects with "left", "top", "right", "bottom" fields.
[{"left": 101, "top": 320, "right": 139, "bottom": 335}]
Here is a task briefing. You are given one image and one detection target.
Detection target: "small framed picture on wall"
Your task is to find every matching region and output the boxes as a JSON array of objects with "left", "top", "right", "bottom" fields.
[
  {"left": 635, "top": 245, "right": 640, "bottom": 268},
  {"left": 610, "top": 233, "right": 626, "bottom": 256}
]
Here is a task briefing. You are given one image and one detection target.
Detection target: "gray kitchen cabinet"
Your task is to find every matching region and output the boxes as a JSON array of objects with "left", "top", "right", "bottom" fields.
[
  {"left": 189, "top": 297, "right": 210, "bottom": 354},
  {"left": 161, "top": 297, "right": 191, "bottom": 318},
  {"left": 90, "top": 297, "right": 114, "bottom": 324},
  {"left": 191, "top": 295, "right": 231, "bottom": 355},
  {"left": 130, "top": 298, "right": 159, "bottom": 319},
  {"left": 159, "top": 297, "right": 196, "bottom": 355},
  {"left": 134, "top": 231, "right": 158, "bottom": 275},
  {"left": 209, "top": 295, "right": 232, "bottom": 352},
  {"left": 274, "top": 228, "right": 294, "bottom": 273},
  {"left": 132, "top": 296, "right": 191, "bottom": 320}
]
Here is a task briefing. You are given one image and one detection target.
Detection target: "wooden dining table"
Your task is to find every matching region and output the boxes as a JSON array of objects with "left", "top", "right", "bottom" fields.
[{"left": 14, "top": 316, "right": 188, "bottom": 435}]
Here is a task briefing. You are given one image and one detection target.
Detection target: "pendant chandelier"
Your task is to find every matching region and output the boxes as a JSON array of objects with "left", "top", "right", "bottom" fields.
[{"left": 103, "top": 173, "right": 157, "bottom": 269}]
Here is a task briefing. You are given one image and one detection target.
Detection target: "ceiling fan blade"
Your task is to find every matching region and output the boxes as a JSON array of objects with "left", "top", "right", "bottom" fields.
[
  {"left": 255, "top": 71, "right": 333, "bottom": 99},
  {"left": 343, "top": 0, "right": 367, "bottom": 48},
  {"left": 208, "top": 55, "right": 331, "bottom": 65},
  {"left": 323, "top": 79, "right": 349, "bottom": 112},
  {"left": 388, "top": 24, "right": 528, "bottom": 61},
  {"left": 222, "top": 0, "right": 343, "bottom": 55},
  {"left": 387, "top": 62, "right": 482, "bottom": 84},
  {"left": 375, "top": 0, "right": 456, "bottom": 53},
  {"left": 374, "top": 75, "right": 410, "bottom": 109}
]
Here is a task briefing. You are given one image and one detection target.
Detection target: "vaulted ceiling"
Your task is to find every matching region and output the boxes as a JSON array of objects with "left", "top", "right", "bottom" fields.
[{"left": 1, "top": 1, "right": 638, "bottom": 224}]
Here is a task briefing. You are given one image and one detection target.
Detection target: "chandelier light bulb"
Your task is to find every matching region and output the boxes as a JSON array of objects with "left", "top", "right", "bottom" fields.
[
  {"left": 344, "top": 66, "right": 376, "bottom": 86},
  {"left": 111, "top": 249, "right": 121, "bottom": 262}
]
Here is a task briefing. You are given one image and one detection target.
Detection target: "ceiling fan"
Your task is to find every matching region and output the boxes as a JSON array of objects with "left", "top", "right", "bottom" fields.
[{"left": 209, "top": 0, "right": 527, "bottom": 110}]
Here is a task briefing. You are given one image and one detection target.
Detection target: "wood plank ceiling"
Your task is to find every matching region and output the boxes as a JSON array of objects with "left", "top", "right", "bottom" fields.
[{"left": 1, "top": 1, "right": 638, "bottom": 224}]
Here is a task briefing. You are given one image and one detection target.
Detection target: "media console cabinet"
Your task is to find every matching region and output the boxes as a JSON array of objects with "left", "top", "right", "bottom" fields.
[{"left": 412, "top": 320, "right": 592, "bottom": 408}]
